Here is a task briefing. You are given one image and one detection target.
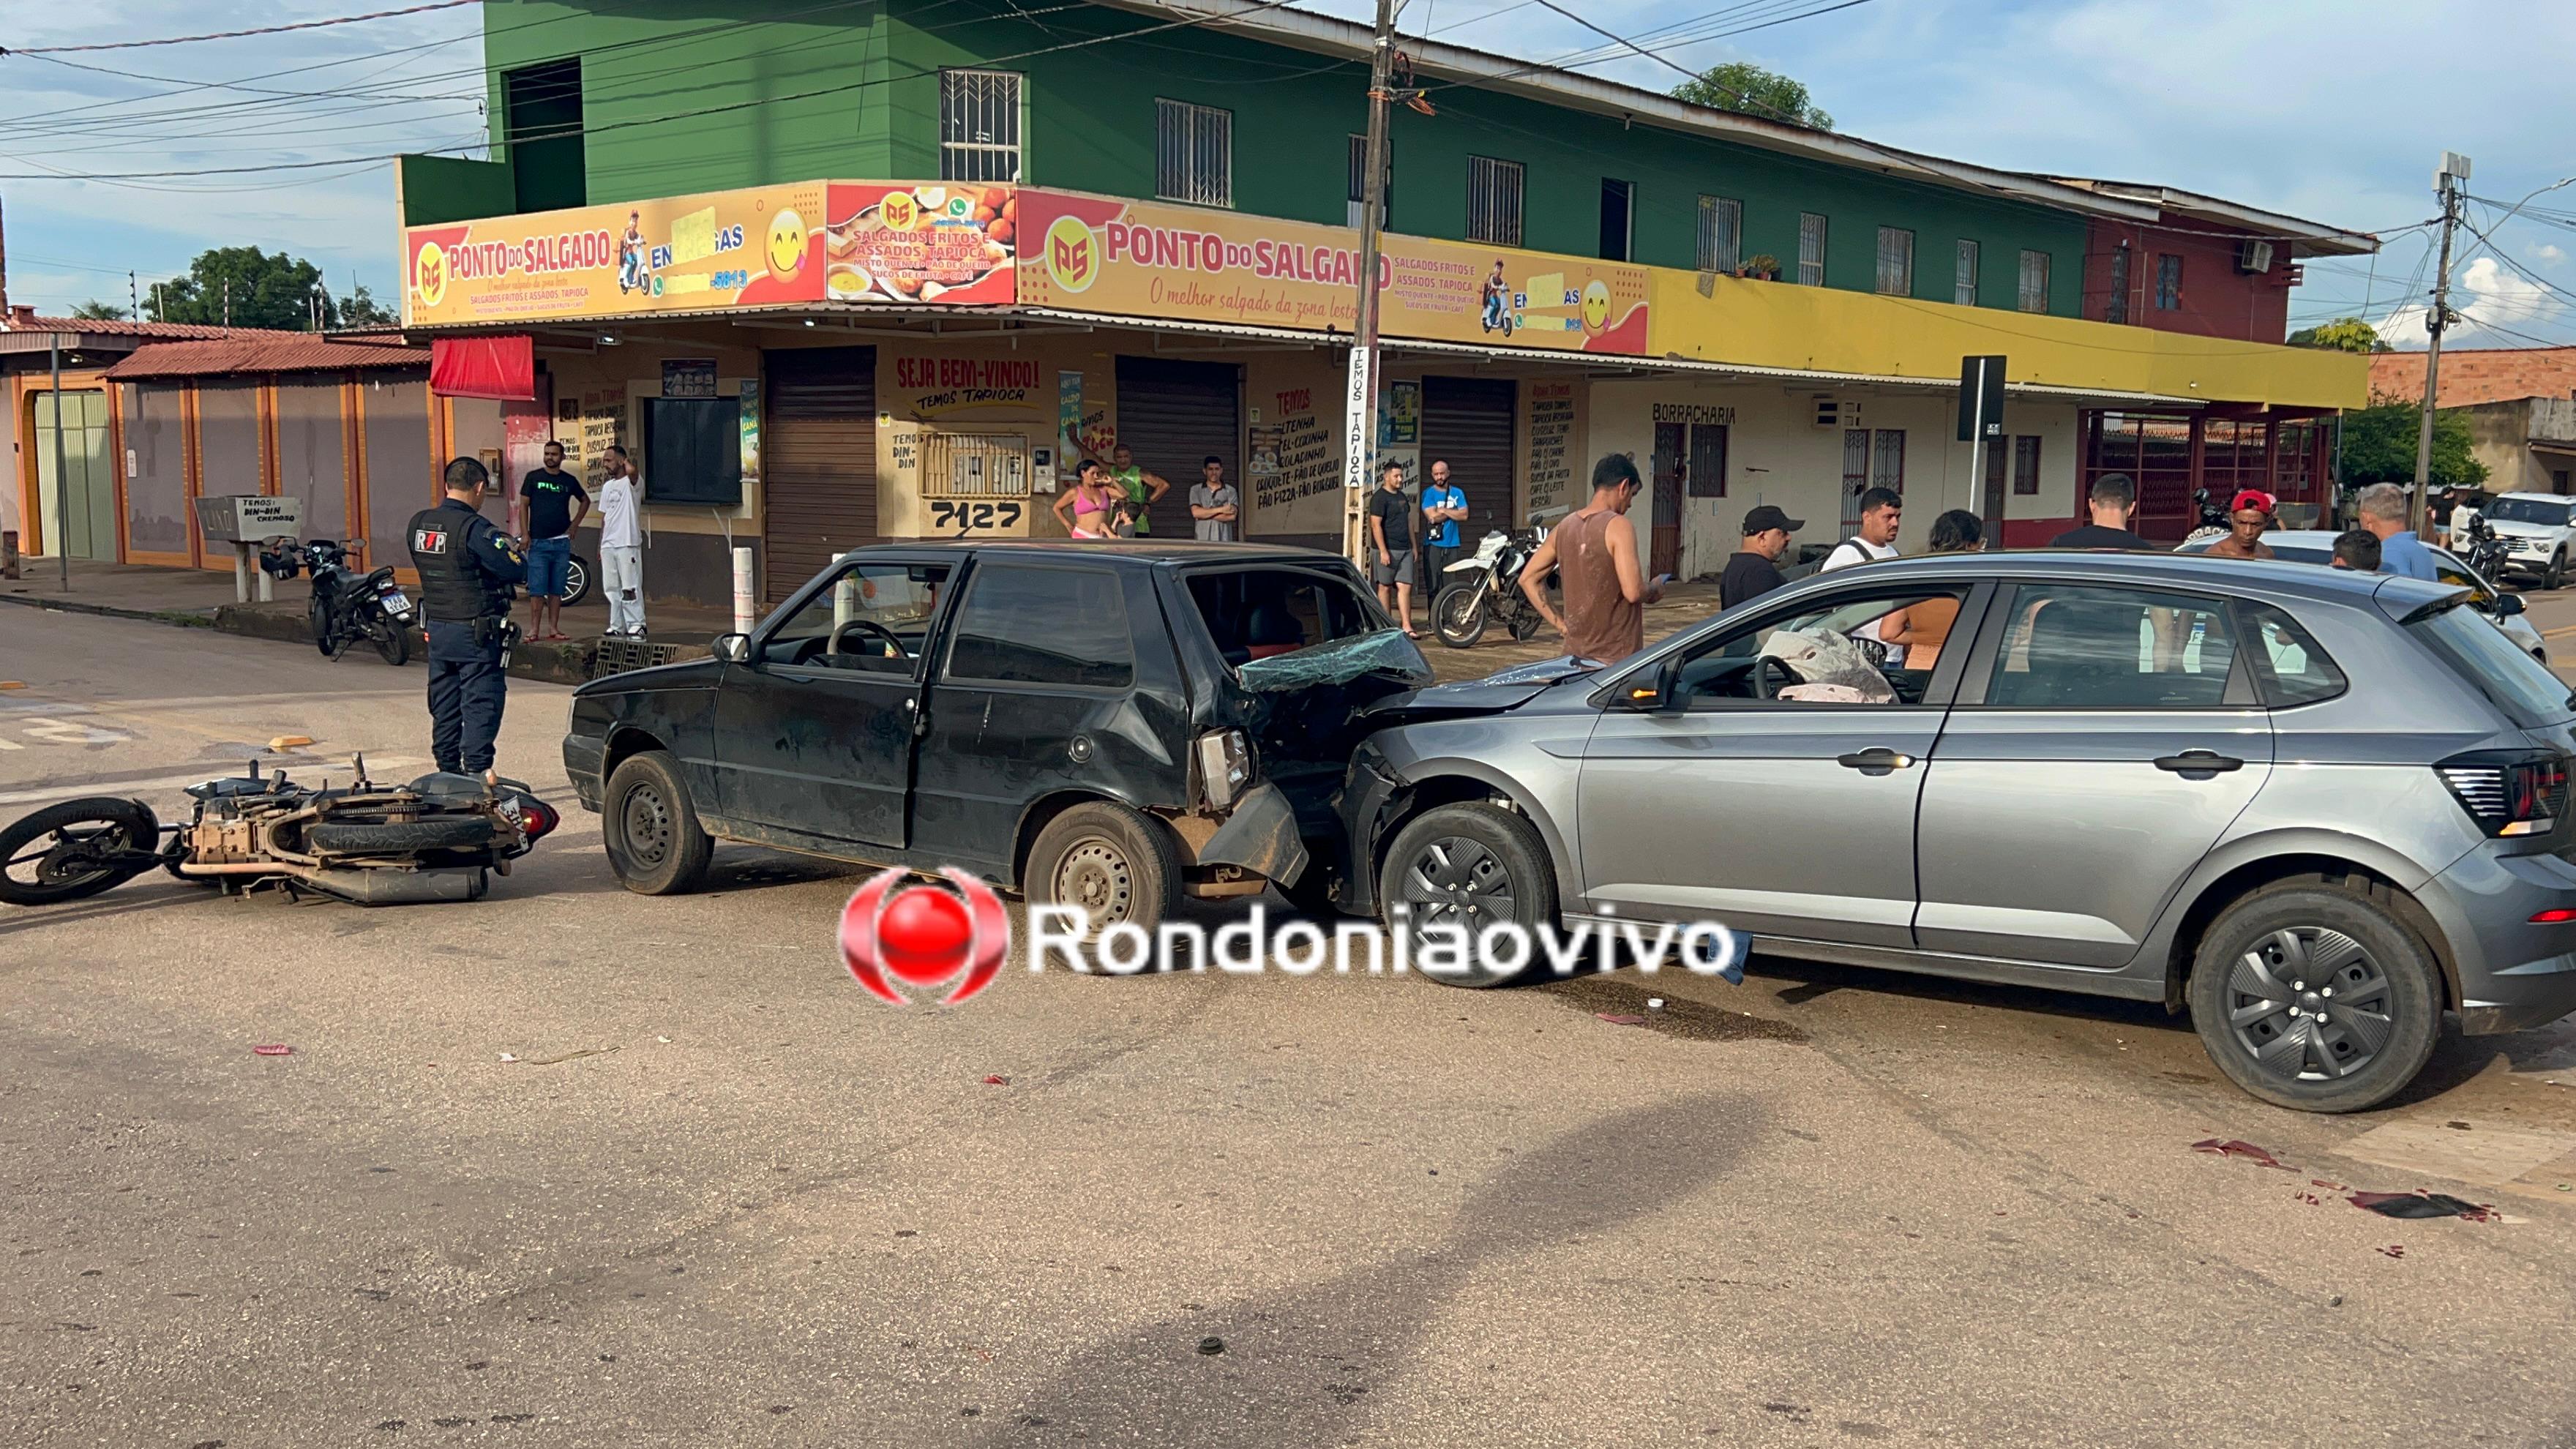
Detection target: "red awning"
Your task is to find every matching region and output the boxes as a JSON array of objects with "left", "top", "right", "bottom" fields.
[{"left": 430, "top": 334, "right": 534, "bottom": 400}]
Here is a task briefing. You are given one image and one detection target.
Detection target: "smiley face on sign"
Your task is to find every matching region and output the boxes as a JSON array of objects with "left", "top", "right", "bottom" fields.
[
  {"left": 1581, "top": 278, "right": 1612, "bottom": 334},
  {"left": 768, "top": 209, "right": 807, "bottom": 277}
]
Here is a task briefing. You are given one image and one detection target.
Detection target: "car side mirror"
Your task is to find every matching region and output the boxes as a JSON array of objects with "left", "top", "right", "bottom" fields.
[
  {"left": 713, "top": 633, "right": 750, "bottom": 663},
  {"left": 1610, "top": 658, "right": 1680, "bottom": 712},
  {"left": 2493, "top": 592, "right": 2528, "bottom": 617}
]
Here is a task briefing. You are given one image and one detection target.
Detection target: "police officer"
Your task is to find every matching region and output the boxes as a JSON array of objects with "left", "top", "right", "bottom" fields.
[{"left": 408, "top": 457, "right": 527, "bottom": 781}]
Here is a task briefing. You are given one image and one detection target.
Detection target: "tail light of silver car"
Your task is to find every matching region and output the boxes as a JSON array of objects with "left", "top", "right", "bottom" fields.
[
  {"left": 2437, "top": 749, "right": 2569, "bottom": 837},
  {"left": 1196, "top": 729, "right": 1252, "bottom": 810}
]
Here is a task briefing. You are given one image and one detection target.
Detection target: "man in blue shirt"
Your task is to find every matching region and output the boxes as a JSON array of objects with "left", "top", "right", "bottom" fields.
[
  {"left": 1419, "top": 458, "right": 1469, "bottom": 600},
  {"left": 2356, "top": 482, "right": 2440, "bottom": 581}
]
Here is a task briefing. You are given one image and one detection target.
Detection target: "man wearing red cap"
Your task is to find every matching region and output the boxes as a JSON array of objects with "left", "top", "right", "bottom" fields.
[{"left": 2205, "top": 489, "right": 2278, "bottom": 561}]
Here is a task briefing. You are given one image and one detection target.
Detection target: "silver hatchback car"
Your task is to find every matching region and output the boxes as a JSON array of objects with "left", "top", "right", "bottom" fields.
[{"left": 1338, "top": 552, "right": 2576, "bottom": 1112}]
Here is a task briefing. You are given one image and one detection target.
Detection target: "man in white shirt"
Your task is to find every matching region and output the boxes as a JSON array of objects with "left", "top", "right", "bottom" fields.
[
  {"left": 596, "top": 444, "right": 649, "bottom": 638},
  {"left": 1819, "top": 486, "right": 1903, "bottom": 664}
]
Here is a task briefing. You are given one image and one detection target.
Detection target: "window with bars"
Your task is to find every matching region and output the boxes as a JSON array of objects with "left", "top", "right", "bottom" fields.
[
  {"left": 1155, "top": 98, "right": 1232, "bottom": 206},
  {"left": 1871, "top": 428, "right": 1906, "bottom": 495},
  {"left": 1346, "top": 134, "right": 1392, "bottom": 228},
  {"left": 1696, "top": 195, "right": 1741, "bottom": 273},
  {"left": 1954, "top": 239, "right": 1980, "bottom": 306},
  {"left": 1876, "top": 227, "right": 1914, "bottom": 296},
  {"left": 2105, "top": 247, "right": 2131, "bottom": 324},
  {"left": 2013, "top": 433, "right": 2042, "bottom": 495},
  {"left": 920, "top": 432, "right": 1032, "bottom": 499},
  {"left": 1799, "top": 212, "right": 1829, "bottom": 285},
  {"left": 2017, "top": 249, "right": 2051, "bottom": 313},
  {"left": 2154, "top": 253, "right": 2183, "bottom": 310},
  {"left": 939, "top": 70, "right": 1022, "bottom": 183},
  {"left": 1466, "top": 156, "right": 1524, "bottom": 247}
]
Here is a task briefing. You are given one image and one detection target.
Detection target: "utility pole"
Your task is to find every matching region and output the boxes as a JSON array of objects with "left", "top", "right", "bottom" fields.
[
  {"left": 1343, "top": 0, "right": 1398, "bottom": 570},
  {"left": 2410, "top": 151, "right": 2471, "bottom": 533}
]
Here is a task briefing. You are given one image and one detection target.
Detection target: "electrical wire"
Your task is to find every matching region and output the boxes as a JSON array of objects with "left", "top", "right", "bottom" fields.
[{"left": 3, "top": 1, "right": 480, "bottom": 55}]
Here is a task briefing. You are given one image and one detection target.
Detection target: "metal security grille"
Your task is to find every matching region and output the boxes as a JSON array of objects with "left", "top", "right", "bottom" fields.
[
  {"left": 1799, "top": 212, "right": 1828, "bottom": 285},
  {"left": 1419, "top": 376, "right": 1516, "bottom": 533},
  {"left": 1696, "top": 195, "right": 1740, "bottom": 273},
  {"left": 940, "top": 70, "right": 1022, "bottom": 182},
  {"left": 763, "top": 347, "right": 877, "bottom": 604},
  {"left": 1954, "top": 239, "right": 1980, "bottom": 306},
  {"left": 1871, "top": 428, "right": 1906, "bottom": 495},
  {"left": 2106, "top": 247, "right": 2131, "bottom": 323},
  {"left": 1347, "top": 133, "right": 1392, "bottom": 228},
  {"left": 1112, "top": 356, "right": 1240, "bottom": 539},
  {"left": 2018, "top": 249, "right": 2051, "bottom": 312},
  {"left": 2013, "top": 434, "right": 2043, "bottom": 495},
  {"left": 1156, "top": 98, "right": 1232, "bottom": 206},
  {"left": 2155, "top": 252, "right": 2184, "bottom": 310},
  {"left": 1466, "top": 156, "right": 1524, "bottom": 248},
  {"left": 1876, "top": 227, "right": 1913, "bottom": 296},
  {"left": 919, "top": 433, "right": 1031, "bottom": 499}
]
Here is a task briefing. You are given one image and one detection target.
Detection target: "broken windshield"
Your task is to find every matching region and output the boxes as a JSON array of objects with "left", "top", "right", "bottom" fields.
[{"left": 1238, "top": 627, "right": 1431, "bottom": 692}]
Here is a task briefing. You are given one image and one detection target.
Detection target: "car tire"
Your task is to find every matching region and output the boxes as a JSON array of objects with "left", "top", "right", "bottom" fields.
[
  {"left": 562, "top": 553, "right": 596, "bottom": 609},
  {"left": 1027, "top": 801, "right": 1180, "bottom": 947},
  {"left": 1378, "top": 801, "right": 1558, "bottom": 989},
  {"left": 0, "top": 797, "right": 159, "bottom": 906},
  {"left": 2186, "top": 880, "right": 2441, "bottom": 1114},
  {"left": 602, "top": 749, "right": 712, "bottom": 895},
  {"left": 2548, "top": 551, "right": 2566, "bottom": 591},
  {"left": 307, "top": 815, "right": 495, "bottom": 854}
]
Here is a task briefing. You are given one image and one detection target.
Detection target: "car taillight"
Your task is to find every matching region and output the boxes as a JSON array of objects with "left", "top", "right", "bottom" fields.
[
  {"left": 2438, "top": 749, "right": 2569, "bottom": 837},
  {"left": 1196, "top": 728, "right": 1252, "bottom": 810}
]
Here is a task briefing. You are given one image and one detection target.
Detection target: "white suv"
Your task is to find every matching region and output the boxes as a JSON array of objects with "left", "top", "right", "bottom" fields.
[{"left": 2475, "top": 492, "right": 2576, "bottom": 588}]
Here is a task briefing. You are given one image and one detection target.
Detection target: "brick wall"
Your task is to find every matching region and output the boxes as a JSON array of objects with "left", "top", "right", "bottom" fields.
[{"left": 2369, "top": 347, "right": 2576, "bottom": 406}]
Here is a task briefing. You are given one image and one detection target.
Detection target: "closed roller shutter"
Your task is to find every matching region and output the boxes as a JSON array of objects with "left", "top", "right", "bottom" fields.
[
  {"left": 764, "top": 347, "right": 876, "bottom": 603},
  {"left": 1419, "top": 376, "right": 1516, "bottom": 535},
  {"left": 1113, "top": 356, "right": 1239, "bottom": 541}
]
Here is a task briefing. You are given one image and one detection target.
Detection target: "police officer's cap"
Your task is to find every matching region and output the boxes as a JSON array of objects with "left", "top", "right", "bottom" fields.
[{"left": 443, "top": 456, "right": 491, "bottom": 490}]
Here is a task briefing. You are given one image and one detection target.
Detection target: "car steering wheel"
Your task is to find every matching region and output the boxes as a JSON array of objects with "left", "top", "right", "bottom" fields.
[
  {"left": 1751, "top": 654, "right": 1795, "bottom": 700},
  {"left": 828, "top": 618, "right": 906, "bottom": 661}
]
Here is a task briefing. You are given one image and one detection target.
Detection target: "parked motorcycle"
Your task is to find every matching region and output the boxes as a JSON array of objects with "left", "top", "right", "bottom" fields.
[
  {"left": 1431, "top": 510, "right": 1560, "bottom": 648},
  {"left": 264, "top": 537, "right": 416, "bottom": 666},
  {"left": 0, "top": 757, "right": 558, "bottom": 908},
  {"left": 2460, "top": 512, "right": 2510, "bottom": 582},
  {"left": 2182, "top": 487, "right": 2230, "bottom": 547}
]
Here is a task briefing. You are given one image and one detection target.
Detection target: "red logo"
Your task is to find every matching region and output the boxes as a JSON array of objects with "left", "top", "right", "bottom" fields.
[{"left": 839, "top": 868, "right": 1009, "bottom": 1006}]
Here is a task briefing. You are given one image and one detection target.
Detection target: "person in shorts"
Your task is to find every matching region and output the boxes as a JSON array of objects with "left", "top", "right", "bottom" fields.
[
  {"left": 517, "top": 441, "right": 588, "bottom": 642},
  {"left": 1367, "top": 460, "right": 1420, "bottom": 635}
]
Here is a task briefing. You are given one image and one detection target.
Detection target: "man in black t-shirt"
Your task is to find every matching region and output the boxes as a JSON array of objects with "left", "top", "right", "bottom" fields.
[
  {"left": 517, "top": 441, "right": 590, "bottom": 641},
  {"left": 2049, "top": 473, "right": 2154, "bottom": 550},
  {"left": 1366, "top": 463, "right": 1420, "bottom": 634},
  {"left": 1719, "top": 503, "right": 1802, "bottom": 610}
]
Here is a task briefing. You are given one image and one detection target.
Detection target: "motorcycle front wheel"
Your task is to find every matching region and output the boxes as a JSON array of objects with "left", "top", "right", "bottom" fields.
[
  {"left": 0, "top": 797, "right": 159, "bottom": 907},
  {"left": 309, "top": 591, "right": 337, "bottom": 658},
  {"left": 1433, "top": 582, "right": 1489, "bottom": 648}
]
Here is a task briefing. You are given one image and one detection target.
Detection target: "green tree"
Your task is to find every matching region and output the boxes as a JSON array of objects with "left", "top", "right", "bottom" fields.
[
  {"left": 2288, "top": 316, "right": 2390, "bottom": 353},
  {"left": 335, "top": 282, "right": 398, "bottom": 329},
  {"left": 69, "top": 299, "right": 129, "bottom": 320},
  {"left": 152, "top": 247, "right": 334, "bottom": 330},
  {"left": 1673, "top": 61, "right": 1832, "bottom": 130},
  {"left": 2337, "top": 400, "right": 2489, "bottom": 489}
]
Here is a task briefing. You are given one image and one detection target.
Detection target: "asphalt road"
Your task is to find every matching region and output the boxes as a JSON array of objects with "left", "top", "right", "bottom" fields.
[{"left": 10, "top": 604, "right": 2576, "bottom": 1447}]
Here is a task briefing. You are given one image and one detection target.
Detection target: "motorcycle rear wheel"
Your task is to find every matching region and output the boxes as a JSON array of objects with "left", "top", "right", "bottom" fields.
[
  {"left": 309, "top": 592, "right": 337, "bottom": 658},
  {"left": 0, "top": 797, "right": 159, "bottom": 906},
  {"left": 1433, "top": 583, "right": 1489, "bottom": 648},
  {"left": 370, "top": 613, "right": 411, "bottom": 667}
]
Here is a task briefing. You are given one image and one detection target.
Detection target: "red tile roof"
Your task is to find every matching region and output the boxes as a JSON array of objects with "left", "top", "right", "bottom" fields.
[
  {"left": 0, "top": 310, "right": 250, "bottom": 340},
  {"left": 2370, "top": 347, "right": 2576, "bottom": 408},
  {"left": 103, "top": 334, "right": 429, "bottom": 380}
]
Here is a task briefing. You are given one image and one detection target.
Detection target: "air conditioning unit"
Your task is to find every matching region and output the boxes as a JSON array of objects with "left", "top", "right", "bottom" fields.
[
  {"left": 2236, "top": 239, "right": 2275, "bottom": 275},
  {"left": 1813, "top": 396, "right": 1857, "bottom": 429}
]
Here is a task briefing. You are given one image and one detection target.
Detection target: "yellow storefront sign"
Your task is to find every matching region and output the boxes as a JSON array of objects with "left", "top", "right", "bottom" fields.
[{"left": 1014, "top": 190, "right": 1650, "bottom": 354}]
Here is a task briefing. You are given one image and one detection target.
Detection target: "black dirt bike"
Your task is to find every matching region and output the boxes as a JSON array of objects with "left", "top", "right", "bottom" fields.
[
  {"left": 263, "top": 538, "right": 417, "bottom": 666},
  {"left": 0, "top": 759, "right": 558, "bottom": 908}
]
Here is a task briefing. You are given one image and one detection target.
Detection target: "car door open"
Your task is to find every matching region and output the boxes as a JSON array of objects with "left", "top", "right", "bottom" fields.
[
  {"left": 1574, "top": 580, "right": 1986, "bottom": 948},
  {"left": 1912, "top": 582, "right": 2274, "bottom": 967},
  {"left": 710, "top": 560, "right": 951, "bottom": 853}
]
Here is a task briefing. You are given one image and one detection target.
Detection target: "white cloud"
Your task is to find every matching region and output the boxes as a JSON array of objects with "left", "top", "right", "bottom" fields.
[
  {"left": 2534, "top": 243, "right": 2567, "bottom": 263},
  {"left": 2373, "top": 255, "right": 2566, "bottom": 349}
]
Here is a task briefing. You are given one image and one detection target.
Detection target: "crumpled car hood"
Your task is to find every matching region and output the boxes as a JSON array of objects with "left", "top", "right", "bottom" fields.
[{"left": 1358, "top": 654, "right": 1601, "bottom": 727}]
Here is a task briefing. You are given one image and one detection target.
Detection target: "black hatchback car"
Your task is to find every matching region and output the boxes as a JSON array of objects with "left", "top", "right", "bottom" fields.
[{"left": 562, "top": 542, "right": 1431, "bottom": 931}]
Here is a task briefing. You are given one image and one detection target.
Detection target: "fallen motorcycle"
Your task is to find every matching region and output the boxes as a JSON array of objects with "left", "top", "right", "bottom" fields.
[{"left": 0, "top": 758, "right": 558, "bottom": 907}]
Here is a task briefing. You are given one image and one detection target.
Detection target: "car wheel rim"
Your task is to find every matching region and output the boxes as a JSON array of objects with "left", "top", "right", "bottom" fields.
[
  {"left": 1054, "top": 836, "right": 1131, "bottom": 926},
  {"left": 1399, "top": 834, "right": 1517, "bottom": 933},
  {"left": 621, "top": 784, "right": 671, "bottom": 868},
  {"left": 2223, "top": 926, "right": 2395, "bottom": 1082}
]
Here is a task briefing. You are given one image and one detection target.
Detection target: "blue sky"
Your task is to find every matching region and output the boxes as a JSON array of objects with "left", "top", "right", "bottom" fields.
[{"left": 4, "top": 0, "right": 2570, "bottom": 349}]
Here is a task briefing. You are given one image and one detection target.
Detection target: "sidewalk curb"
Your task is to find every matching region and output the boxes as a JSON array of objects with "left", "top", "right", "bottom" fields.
[
  {"left": 0, "top": 591, "right": 217, "bottom": 630},
  {"left": 0, "top": 588, "right": 705, "bottom": 686}
]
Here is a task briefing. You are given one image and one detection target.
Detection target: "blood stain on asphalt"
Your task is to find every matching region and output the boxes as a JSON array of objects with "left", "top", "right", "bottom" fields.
[{"left": 1538, "top": 977, "right": 1806, "bottom": 1043}]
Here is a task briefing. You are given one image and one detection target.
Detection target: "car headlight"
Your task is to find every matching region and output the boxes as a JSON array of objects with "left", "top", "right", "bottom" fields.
[{"left": 1196, "top": 728, "right": 1253, "bottom": 810}]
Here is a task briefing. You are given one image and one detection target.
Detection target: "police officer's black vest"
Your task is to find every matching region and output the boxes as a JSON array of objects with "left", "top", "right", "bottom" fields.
[{"left": 407, "top": 499, "right": 509, "bottom": 624}]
